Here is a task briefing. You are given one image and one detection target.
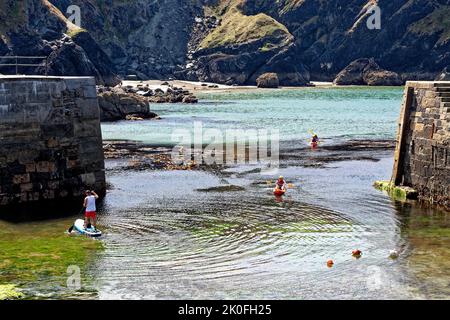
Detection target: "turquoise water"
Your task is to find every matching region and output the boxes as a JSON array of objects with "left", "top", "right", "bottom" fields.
[{"left": 101, "top": 87, "right": 404, "bottom": 145}]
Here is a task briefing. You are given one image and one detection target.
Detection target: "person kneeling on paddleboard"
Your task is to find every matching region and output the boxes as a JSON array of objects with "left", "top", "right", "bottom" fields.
[{"left": 84, "top": 190, "right": 99, "bottom": 231}]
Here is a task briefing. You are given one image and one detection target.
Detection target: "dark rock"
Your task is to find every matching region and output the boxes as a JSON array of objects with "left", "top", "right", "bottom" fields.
[
  {"left": 334, "top": 58, "right": 403, "bottom": 86},
  {"left": 182, "top": 95, "right": 198, "bottom": 103},
  {"left": 256, "top": 73, "right": 279, "bottom": 88},
  {"left": 142, "top": 90, "right": 154, "bottom": 97},
  {"left": 363, "top": 70, "right": 403, "bottom": 86},
  {"left": 97, "top": 87, "right": 158, "bottom": 121},
  {"left": 70, "top": 31, "right": 120, "bottom": 86}
]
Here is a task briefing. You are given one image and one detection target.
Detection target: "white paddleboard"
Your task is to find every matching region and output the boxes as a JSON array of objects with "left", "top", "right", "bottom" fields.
[{"left": 73, "top": 219, "right": 102, "bottom": 238}]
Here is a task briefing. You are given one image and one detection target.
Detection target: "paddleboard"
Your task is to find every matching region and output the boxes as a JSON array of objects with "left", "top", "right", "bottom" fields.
[{"left": 73, "top": 219, "right": 102, "bottom": 238}]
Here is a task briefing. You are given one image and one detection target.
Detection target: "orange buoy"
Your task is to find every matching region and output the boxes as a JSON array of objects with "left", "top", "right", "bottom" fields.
[
  {"left": 352, "top": 249, "right": 362, "bottom": 258},
  {"left": 327, "top": 259, "right": 334, "bottom": 268}
]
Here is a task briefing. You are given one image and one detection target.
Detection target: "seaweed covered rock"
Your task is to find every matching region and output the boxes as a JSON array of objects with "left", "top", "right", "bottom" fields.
[{"left": 256, "top": 73, "right": 279, "bottom": 88}]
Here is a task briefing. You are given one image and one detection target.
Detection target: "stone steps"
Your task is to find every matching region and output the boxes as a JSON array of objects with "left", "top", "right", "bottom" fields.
[
  {"left": 435, "top": 87, "right": 450, "bottom": 92},
  {"left": 441, "top": 102, "right": 450, "bottom": 112},
  {"left": 434, "top": 82, "right": 450, "bottom": 88},
  {"left": 437, "top": 92, "right": 450, "bottom": 97},
  {"left": 441, "top": 97, "right": 450, "bottom": 103}
]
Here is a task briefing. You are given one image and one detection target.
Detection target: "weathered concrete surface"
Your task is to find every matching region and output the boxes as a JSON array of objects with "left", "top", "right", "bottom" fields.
[
  {"left": 392, "top": 81, "right": 450, "bottom": 209},
  {"left": 0, "top": 76, "right": 105, "bottom": 208}
]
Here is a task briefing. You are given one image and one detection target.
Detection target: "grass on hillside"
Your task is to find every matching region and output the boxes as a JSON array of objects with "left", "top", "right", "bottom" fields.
[{"left": 199, "top": 7, "right": 291, "bottom": 50}]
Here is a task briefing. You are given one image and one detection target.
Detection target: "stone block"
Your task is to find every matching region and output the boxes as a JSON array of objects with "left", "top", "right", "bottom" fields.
[
  {"left": 20, "top": 183, "right": 33, "bottom": 192},
  {"left": 12, "top": 174, "right": 30, "bottom": 184},
  {"left": 47, "top": 138, "right": 60, "bottom": 148},
  {"left": 36, "top": 161, "right": 56, "bottom": 173}
]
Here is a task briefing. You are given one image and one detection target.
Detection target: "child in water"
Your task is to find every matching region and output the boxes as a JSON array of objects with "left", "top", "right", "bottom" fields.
[{"left": 311, "top": 134, "right": 320, "bottom": 148}]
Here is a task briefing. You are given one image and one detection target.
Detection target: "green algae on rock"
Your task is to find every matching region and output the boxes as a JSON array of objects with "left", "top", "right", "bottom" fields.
[
  {"left": 0, "top": 284, "right": 23, "bottom": 300},
  {"left": 374, "top": 180, "right": 418, "bottom": 200},
  {"left": 0, "top": 219, "right": 103, "bottom": 298}
]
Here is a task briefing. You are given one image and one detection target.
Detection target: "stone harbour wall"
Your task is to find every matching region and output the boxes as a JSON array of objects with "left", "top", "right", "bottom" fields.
[
  {"left": 392, "top": 81, "right": 450, "bottom": 209},
  {"left": 0, "top": 76, "right": 106, "bottom": 208}
]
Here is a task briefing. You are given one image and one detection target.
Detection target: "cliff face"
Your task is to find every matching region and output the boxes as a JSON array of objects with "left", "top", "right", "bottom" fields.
[
  {"left": 241, "top": 0, "right": 450, "bottom": 81},
  {"left": 50, "top": 0, "right": 202, "bottom": 79},
  {"left": 1, "top": 0, "right": 449, "bottom": 85},
  {"left": 0, "top": 0, "right": 119, "bottom": 85}
]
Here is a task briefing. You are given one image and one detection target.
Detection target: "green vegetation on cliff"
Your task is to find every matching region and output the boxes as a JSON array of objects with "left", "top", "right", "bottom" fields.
[{"left": 200, "top": 7, "right": 292, "bottom": 50}]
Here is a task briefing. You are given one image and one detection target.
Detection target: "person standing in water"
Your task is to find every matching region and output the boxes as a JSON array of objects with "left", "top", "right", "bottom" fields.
[
  {"left": 83, "top": 190, "right": 99, "bottom": 230},
  {"left": 275, "top": 176, "right": 287, "bottom": 192},
  {"left": 311, "top": 134, "right": 320, "bottom": 148}
]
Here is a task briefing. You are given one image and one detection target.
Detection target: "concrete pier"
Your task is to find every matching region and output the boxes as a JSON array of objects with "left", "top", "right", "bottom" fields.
[
  {"left": 391, "top": 81, "right": 450, "bottom": 209},
  {"left": 0, "top": 76, "right": 105, "bottom": 209}
]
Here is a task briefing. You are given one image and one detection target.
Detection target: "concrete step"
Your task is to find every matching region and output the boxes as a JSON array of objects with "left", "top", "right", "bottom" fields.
[
  {"left": 437, "top": 92, "right": 450, "bottom": 97},
  {"left": 441, "top": 103, "right": 450, "bottom": 113},
  {"left": 435, "top": 87, "right": 450, "bottom": 93},
  {"left": 434, "top": 82, "right": 450, "bottom": 88},
  {"left": 441, "top": 97, "right": 450, "bottom": 103}
]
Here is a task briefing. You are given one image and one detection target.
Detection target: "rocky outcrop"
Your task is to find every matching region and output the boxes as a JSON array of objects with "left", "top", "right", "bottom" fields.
[
  {"left": 50, "top": 0, "right": 201, "bottom": 79},
  {"left": 184, "top": 5, "right": 309, "bottom": 86},
  {"left": 253, "top": 0, "right": 450, "bottom": 81},
  {"left": 97, "top": 87, "right": 157, "bottom": 122},
  {"left": 0, "top": 0, "right": 119, "bottom": 86},
  {"left": 334, "top": 58, "right": 403, "bottom": 86},
  {"left": 256, "top": 73, "right": 279, "bottom": 88},
  {"left": 97, "top": 83, "right": 198, "bottom": 121}
]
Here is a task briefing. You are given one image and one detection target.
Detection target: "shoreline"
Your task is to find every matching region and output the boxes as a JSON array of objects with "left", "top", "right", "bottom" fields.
[{"left": 120, "top": 80, "right": 404, "bottom": 95}]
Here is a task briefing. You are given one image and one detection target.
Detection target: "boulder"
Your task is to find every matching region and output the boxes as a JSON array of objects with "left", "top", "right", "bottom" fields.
[
  {"left": 363, "top": 70, "right": 403, "bottom": 86},
  {"left": 256, "top": 73, "right": 279, "bottom": 88},
  {"left": 97, "top": 87, "right": 158, "bottom": 121},
  {"left": 182, "top": 95, "right": 199, "bottom": 103},
  {"left": 334, "top": 58, "right": 403, "bottom": 86}
]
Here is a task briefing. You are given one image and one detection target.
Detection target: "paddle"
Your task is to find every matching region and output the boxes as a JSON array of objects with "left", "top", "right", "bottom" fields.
[{"left": 67, "top": 207, "right": 85, "bottom": 233}]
